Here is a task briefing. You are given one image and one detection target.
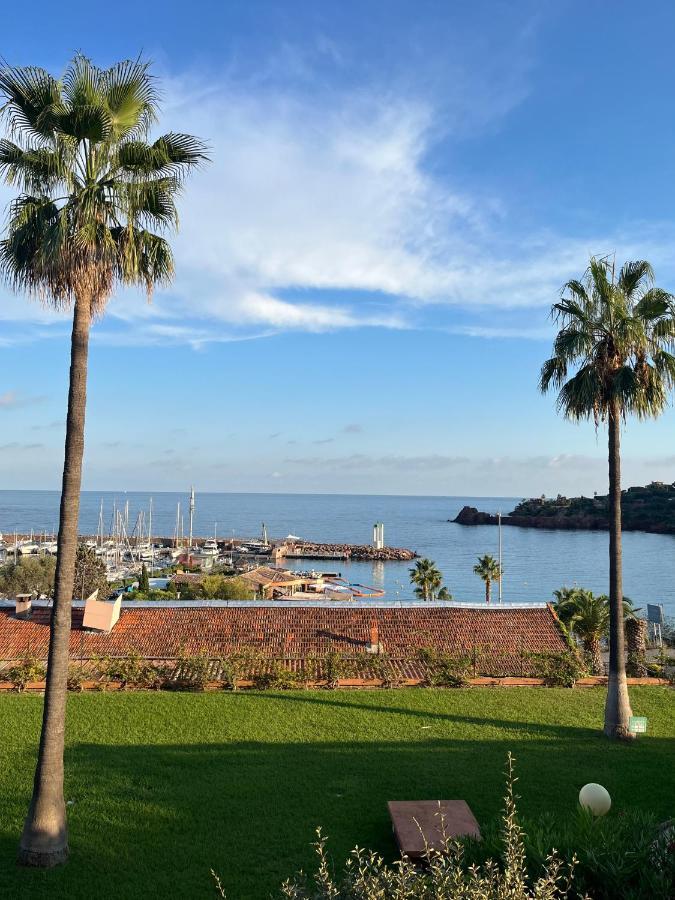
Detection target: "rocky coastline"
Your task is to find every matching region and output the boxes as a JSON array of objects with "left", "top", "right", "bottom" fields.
[{"left": 452, "top": 481, "right": 675, "bottom": 536}]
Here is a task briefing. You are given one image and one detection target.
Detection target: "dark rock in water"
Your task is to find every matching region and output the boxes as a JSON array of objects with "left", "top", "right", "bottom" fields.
[{"left": 451, "top": 506, "right": 498, "bottom": 526}]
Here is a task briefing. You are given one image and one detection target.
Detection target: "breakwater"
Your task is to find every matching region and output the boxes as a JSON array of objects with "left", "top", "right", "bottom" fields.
[{"left": 285, "top": 542, "right": 417, "bottom": 562}]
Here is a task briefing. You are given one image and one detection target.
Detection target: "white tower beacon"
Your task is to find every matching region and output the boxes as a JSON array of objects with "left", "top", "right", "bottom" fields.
[{"left": 373, "top": 522, "right": 385, "bottom": 550}]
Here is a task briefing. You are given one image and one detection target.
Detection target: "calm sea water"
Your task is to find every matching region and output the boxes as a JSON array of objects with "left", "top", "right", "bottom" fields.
[{"left": 0, "top": 490, "right": 673, "bottom": 615}]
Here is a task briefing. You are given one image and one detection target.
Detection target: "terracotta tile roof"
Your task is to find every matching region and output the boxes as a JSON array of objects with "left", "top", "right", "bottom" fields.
[
  {"left": 240, "top": 567, "right": 304, "bottom": 587},
  {"left": 171, "top": 573, "right": 203, "bottom": 585},
  {"left": 0, "top": 605, "right": 566, "bottom": 669}
]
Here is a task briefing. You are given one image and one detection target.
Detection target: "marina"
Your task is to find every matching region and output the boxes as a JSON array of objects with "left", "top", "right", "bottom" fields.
[
  {"left": 1, "top": 490, "right": 674, "bottom": 612},
  {"left": 0, "top": 492, "right": 415, "bottom": 601}
]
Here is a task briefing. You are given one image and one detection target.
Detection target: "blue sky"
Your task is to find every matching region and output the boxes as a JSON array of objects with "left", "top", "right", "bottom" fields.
[{"left": 2, "top": 0, "right": 675, "bottom": 495}]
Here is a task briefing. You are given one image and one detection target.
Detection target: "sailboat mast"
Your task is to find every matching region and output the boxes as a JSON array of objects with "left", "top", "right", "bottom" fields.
[
  {"left": 188, "top": 486, "right": 195, "bottom": 549},
  {"left": 98, "top": 499, "right": 104, "bottom": 548}
]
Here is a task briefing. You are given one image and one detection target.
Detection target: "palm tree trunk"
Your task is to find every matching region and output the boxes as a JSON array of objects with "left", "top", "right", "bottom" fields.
[
  {"left": 584, "top": 637, "right": 603, "bottom": 676},
  {"left": 18, "top": 294, "right": 92, "bottom": 866},
  {"left": 485, "top": 580, "right": 490, "bottom": 604},
  {"left": 625, "top": 618, "right": 647, "bottom": 677},
  {"left": 603, "top": 398, "right": 634, "bottom": 740}
]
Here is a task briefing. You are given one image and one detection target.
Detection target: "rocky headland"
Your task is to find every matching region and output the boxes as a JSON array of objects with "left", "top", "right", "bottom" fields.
[{"left": 452, "top": 481, "right": 675, "bottom": 535}]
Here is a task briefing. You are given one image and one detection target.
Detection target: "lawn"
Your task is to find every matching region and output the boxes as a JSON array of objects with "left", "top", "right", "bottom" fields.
[{"left": 1, "top": 688, "right": 673, "bottom": 899}]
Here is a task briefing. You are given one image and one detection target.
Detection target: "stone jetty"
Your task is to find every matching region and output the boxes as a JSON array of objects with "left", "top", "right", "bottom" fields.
[{"left": 286, "top": 541, "right": 417, "bottom": 562}]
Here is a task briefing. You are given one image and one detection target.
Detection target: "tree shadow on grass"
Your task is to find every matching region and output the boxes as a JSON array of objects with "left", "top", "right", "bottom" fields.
[
  {"left": 2, "top": 732, "right": 674, "bottom": 900},
  {"left": 250, "top": 689, "right": 603, "bottom": 737}
]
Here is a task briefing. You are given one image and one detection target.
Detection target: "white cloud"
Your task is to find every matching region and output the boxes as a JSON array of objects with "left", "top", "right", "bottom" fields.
[{"left": 2, "top": 60, "right": 675, "bottom": 347}]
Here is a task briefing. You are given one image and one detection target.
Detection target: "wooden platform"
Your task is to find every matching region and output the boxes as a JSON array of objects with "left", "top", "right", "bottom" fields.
[{"left": 388, "top": 800, "right": 481, "bottom": 858}]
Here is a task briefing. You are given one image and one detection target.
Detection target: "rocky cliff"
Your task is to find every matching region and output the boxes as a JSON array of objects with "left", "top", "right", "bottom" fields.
[{"left": 452, "top": 481, "right": 675, "bottom": 535}]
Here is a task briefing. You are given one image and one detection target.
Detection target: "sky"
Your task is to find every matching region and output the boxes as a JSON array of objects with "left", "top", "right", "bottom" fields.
[{"left": 2, "top": 0, "right": 675, "bottom": 496}]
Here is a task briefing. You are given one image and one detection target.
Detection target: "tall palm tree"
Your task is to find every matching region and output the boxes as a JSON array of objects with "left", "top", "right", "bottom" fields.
[
  {"left": 0, "top": 55, "right": 206, "bottom": 867},
  {"left": 473, "top": 554, "right": 501, "bottom": 604},
  {"left": 409, "top": 558, "right": 444, "bottom": 601},
  {"left": 540, "top": 258, "right": 675, "bottom": 739}
]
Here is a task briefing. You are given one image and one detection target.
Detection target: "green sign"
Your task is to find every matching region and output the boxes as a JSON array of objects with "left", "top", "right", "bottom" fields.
[{"left": 628, "top": 716, "right": 648, "bottom": 734}]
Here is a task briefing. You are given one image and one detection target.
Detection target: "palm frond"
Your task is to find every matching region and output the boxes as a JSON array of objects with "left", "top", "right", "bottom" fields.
[
  {"left": 539, "top": 355, "right": 567, "bottom": 393},
  {"left": 618, "top": 259, "right": 654, "bottom": 298},
  {"left": 556, "top": 365, "right": 602, "bottom": 421},
  {"left": 0, "top": 64, "right": 61, "bottom": 141},
  {"left": 101, "top": 58, "right": 158, "bottom": 138},
  {"left": 117, "top": 132, "right": 208, "bottom": 181},
  {"left": 635, "top": 287, "right": 675, "bottom": 323},
  {"left": 0, "top": 139, "right": 73, "bottom": 192}
]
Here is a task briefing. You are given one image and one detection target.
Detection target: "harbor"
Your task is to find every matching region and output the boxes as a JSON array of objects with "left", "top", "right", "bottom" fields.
[
  {"left": 1, "top": 490, "right": 674, "bottom": 611},
  {"left": 0, "top": 491, "right": 417, "bottom": 602}
]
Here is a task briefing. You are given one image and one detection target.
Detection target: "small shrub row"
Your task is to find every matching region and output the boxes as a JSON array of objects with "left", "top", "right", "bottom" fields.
[{"left": 2, "top": 648, "right": 637, "bottom": 692}]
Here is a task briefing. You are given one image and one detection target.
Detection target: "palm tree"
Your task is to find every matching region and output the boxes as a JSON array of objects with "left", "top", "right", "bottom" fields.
[
  {"left": 409, "top": 558, "right": 444, "bottom": 601},
  {"left": 553, "top": 588, "right": 639, "bottom": 675},
  {"left": 0, "top": 55, "right": 206, "bottom": 867},
  {"left": 540, "top": 258, "right": 675, "bottom": 739},
  {"left": 555, "top": 589, "right": 608, "bottom": 674},
  {"left": 473, "top": 554, "right": 501, "bottom": 604}
]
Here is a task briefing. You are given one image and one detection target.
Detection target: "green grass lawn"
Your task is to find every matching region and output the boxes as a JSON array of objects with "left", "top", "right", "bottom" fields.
[{"left": 1, "top": 687, "right": 673, "bottom": 899}]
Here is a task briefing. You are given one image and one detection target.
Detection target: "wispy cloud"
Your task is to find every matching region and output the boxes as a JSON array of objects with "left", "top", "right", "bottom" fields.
[
  {"left": 0, "top": 390, "right": 47, "bottom": 410},
  {"left": 2, "top": 35, "right": 674, "bottom": 349}
]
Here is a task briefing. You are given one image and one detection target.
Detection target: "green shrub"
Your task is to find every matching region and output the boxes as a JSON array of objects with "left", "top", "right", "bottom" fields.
[
  {"left": 5, "top": 654, "right": 45, "bottom": 691},
  {"left": 106, "top": 651, "right": 166, "bottom": 689},
  {"left": 356, "top": 651, "right": 402, "bottom": 687},
  {"left": 252, "top": 662, "right": 301, "bottom": 690},
  {"left": 172, "top": 648, "right": 215, "bottom": 691},
  {"left": 525, "top": 651, "right": 587, "bottom": 687},
  {"left": 468, "top": 806, "right": 675, "bottom": 900},
  {"left": 214, "top": 754, "right": 582, "bottom": 899},
  {"left": 219, "top": 648, "right": 262, "bottom": 690},
  {"left": 67, "top": 664, "right": 85, "bottom": 692},
  {"left": 322, "top": 651, "right": 354, "bottom": 689},
  {"left": 417, "top": 647, "right": 471, "bottom": 686}
]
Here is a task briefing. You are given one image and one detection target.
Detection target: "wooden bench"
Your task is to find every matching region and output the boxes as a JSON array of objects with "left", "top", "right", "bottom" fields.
[{"left": 388, "top": 800, "right": 481, "bottom": 859}]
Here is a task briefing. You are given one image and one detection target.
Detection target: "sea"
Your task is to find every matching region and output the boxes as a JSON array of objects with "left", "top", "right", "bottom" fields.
[{"left": 0, "top": 490, "right": 673, "bottom": 617}]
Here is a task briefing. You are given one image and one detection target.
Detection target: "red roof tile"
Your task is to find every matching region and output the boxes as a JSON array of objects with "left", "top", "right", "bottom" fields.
[{"left": 0, "top": 604, "right": 566, "bottom": 667}]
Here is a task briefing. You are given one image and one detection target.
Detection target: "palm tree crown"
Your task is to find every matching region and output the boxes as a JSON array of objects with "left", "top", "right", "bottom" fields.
[
  {"left": 409, "top": 558, "right": 447, "bottom": 602},
  {"left": 0, "top": 55, "right": 207, "bottom": 309},
  {"left": 473, "top": 554, "right": 501, "bottom": 604},
  {"left": 553, "top": 587, "right": 640, "bottom": 676},
  {"left": 539, "top": 258, "right": 675, "bottom": 422}
]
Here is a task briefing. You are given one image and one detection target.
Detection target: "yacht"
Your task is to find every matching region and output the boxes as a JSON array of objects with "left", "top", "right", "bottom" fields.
[{"left": 201, "top": 539, "right": 219, "bottom": 556}]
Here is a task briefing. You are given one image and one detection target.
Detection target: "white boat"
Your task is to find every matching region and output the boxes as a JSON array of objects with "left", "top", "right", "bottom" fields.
[
  {"left": 201, "top": 539, "right": 219, "bottom": 556},
  {"left": 17, "top": 542, "right": 41, "bottom": 555}
]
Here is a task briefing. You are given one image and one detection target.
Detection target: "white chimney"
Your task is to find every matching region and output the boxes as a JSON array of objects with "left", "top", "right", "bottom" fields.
[
  {"left": 82, "top": 590, "right": 121, "bottom": 633},
  {"left": 15, "top": 594, "right": 33, "bottom": 619}
]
